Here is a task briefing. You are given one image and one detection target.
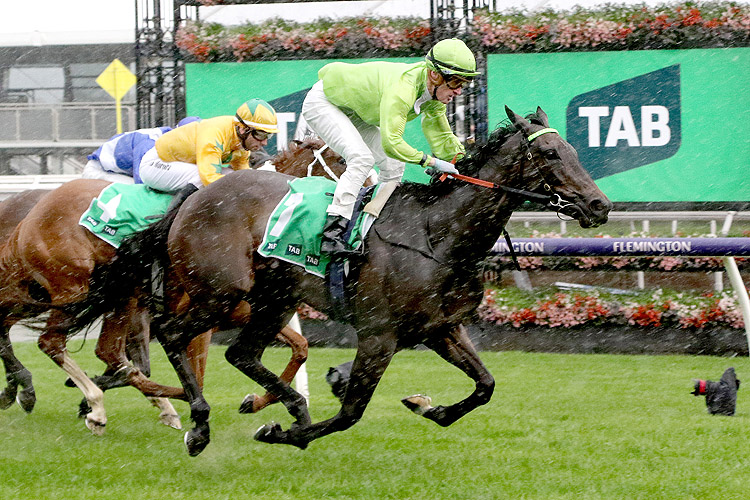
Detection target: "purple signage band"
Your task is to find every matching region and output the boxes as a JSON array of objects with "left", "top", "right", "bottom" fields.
[{"left": 491, "top": 238, "right": 750, "bottom": 257}]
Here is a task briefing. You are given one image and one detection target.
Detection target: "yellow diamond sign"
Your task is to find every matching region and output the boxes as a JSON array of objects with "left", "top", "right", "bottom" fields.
[{"left": 96, "top": 59, "right": 136, "bottom": 100}]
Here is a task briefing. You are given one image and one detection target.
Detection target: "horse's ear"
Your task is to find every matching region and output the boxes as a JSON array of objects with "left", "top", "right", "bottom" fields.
[
  {"left": 536, "top": 106, "right": 550, "bottom": 127},
  {"left": 505, "top": 105, "right": 532, "bottom": 133}
]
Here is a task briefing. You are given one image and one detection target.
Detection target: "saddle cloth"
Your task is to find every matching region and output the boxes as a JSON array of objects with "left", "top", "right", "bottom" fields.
[
  {"left": 258, "top": 177, "right": 388, "bottom": 278},
  {"left": 78, "top": 183, "right": 172, "bottom": 248}
]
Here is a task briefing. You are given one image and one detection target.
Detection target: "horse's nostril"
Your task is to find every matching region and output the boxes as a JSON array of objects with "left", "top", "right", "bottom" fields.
[{"left": 589, "top": 198, "right": 610, "bottom": 214}]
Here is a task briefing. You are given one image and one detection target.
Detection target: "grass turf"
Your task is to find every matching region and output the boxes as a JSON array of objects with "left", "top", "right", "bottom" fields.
[{"left": 1, "top": 342, "right": 748, "bottom": 500}]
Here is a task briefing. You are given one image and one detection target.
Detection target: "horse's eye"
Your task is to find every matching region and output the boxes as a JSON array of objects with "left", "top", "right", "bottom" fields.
[{"left": 544, "top": 150, "right": 559, "bottom": 160}]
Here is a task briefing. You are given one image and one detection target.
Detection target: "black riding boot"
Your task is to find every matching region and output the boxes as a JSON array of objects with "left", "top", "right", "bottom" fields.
[
  {"left": 166, "top": 184, "right": 199, "bottom": 214},
  {"left": 320, "top": 214, "right": 357, "bottom": 257}
]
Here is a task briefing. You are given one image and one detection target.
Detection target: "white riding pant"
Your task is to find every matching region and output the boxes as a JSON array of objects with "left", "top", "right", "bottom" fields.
[
  {"left": 138, "top": 147, "right": 203, "bottom": 193},
  {"left": 302, "top": 80, "right": 404, "bottom": 220},
  {"left": 81, "top": 160, "right": 135, "bottom": 184}
]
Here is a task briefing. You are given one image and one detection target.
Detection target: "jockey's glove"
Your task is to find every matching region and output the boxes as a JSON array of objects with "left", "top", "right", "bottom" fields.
[{"left": 432, "top": 158, "right": 459, "bottom": 175}]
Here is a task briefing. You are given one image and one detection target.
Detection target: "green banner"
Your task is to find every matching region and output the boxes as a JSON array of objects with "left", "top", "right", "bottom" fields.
[
  {"left": 185, "top": 58, "right": 431, "bottom": 183},
  {"left": 487, "top": 48, "right": 750, "bottom": 202}
]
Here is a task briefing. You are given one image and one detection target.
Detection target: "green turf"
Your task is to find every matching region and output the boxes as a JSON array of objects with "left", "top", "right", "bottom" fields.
[{"left": 1, "top": 342, "right": 748, "bottom": 500}]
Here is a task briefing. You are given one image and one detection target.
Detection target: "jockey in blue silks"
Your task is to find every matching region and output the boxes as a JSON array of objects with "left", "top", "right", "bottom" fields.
[{"left": 82, "top": 116, "right": 202, "bottom": 184}]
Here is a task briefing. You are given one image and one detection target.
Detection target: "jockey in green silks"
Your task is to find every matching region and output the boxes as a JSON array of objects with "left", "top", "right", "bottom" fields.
[{"left": 301, "top": 37, "right": 481, "bottom": 257}]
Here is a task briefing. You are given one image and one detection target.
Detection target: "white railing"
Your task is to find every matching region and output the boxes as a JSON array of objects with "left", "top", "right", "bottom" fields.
[
  {"left": 0, "top": 174, "right": 81, "bottom": 198},
  {"left": 510, "top": 211, "right": 750, "bottom": 236},
  {"left": 0, "top": 102, "right": 136, "bottom": 143}
]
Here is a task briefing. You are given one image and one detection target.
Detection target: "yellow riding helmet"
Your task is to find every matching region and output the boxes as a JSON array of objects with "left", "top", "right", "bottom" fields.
[
  {"left": 425, "top": 38, "right": 481, "bottom": 80},
  {"left": 234, "top": 98, "right": 279, "bottom": 134}
]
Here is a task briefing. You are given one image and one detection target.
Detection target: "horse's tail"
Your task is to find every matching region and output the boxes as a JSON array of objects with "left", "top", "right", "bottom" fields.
[{"left": 60, "top": 205, "right": 180, "bottom": 334}]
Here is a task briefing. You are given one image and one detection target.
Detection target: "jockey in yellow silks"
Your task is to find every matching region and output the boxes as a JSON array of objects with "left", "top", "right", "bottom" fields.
[
  {"left": 301, "top": 38, "right": 480, "bottom": 256},
  {"left": 138, "top": 98, "right": 278, "bottom": 209}
]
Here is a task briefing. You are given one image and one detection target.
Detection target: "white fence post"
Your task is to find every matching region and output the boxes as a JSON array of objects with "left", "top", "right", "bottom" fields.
[
  {"left": 287, "top": 313, "right": 310, "bottom": 406},
  {"left": 723, "top": 257, "right": 750, "bottom": 354}
]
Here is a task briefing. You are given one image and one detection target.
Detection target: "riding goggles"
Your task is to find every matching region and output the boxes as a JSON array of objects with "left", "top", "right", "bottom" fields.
[
  {"left": 445, "top": 76, "right": 472, "bottom": 90},
  {"left": 250, "top": 129, "right": 271, "bottom": 141}
]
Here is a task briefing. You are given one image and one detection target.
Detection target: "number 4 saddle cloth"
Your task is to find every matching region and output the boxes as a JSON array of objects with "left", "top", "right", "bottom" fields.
[
  {"left": 78, "top": 183, "right": 173, "bottom": 248},
  {"left": 258, "top": 176, "right": 392, "bottom": 277}
]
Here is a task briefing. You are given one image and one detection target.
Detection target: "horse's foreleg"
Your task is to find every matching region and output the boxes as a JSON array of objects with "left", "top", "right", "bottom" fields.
[
  {"left": 403, "top": 324, "right": 494, "bottom": 427},
  {"left": 0, "top": 320, "right": 35, "bottom": 412},
  {"left": 239, "top": 321, "right": 308, "bottom": 414},
  {"left": 38, "top": 311, "right": 107, "bottom": 435},
  {"left": 255, "top": 331, "right": 396, "bottom": 449},
  {"left": 156, "top": 317, "right": 211, "bottom": 457}
]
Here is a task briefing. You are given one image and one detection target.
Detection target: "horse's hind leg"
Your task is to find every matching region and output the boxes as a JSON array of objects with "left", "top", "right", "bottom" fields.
[
  {"left": 225, "top": 311, "right": 310, "bottom": 427},
  {"left": 402, "top": 324, "right": 495, "bottom": 427},
  {"left": 239, "top": 320, "right": 308, "bottom": 414},
  {"left": 38, "top": 310, "right": 107, "bottom": 435},
  {"left": 0, "top": 319, "right": 35, "bottom": 413},
  {"left": 153, "top": 313, "right": 213, "bottom": 456},
  {"left": 186, "top": 329, "right": 213, "bottom": 389}
]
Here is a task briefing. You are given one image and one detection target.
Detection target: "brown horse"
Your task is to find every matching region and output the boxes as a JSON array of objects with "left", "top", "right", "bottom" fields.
[
  {"left": 82, "top": 138, "right": 350, "bottom": 418},
  {"left": 0, "top": 189, "right": 50, "bottom": 412},
  {"left": 0, "top": 138, "right": 346, "bottom": 433},
  {"left": 72, "top": 106, "right": 612, "bottom": 455},
  {"left": 0, "top": 189, "right": 182, "bottom": 428}
]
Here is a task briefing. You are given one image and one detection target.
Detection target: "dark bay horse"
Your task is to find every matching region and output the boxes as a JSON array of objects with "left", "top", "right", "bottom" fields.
[
  {"left": 0, "top": 138, "right": 346, "bottom": 433},
  {"left": 0, "top": 189, "right": 50, "bottom": 412},
  {"left": 72, "top": 106, "right": 611, "bottom": 455}
]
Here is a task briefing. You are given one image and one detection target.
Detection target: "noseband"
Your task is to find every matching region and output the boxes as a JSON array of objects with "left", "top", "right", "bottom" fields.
[{"left": 306, "top": 144, "right": 340, "bottom": 181}]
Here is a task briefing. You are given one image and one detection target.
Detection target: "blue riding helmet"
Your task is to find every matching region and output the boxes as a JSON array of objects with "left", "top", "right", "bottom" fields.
[{"left": 177, "top": 116, "right": 202, "bottom": 127}]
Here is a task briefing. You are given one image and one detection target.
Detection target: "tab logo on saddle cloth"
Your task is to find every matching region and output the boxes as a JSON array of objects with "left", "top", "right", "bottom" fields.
[{"left": 566, "top": 65, "right": 681, "bottom": 180}]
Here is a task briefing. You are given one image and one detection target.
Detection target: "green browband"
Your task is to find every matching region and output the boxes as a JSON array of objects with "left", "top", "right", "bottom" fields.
[{"left": 527, "top": 128, "right": 558, "bottom": 142}]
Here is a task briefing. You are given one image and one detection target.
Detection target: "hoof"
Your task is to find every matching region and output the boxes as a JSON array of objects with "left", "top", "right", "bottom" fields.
[
  {"left": 254, "top": 422, "right": 308, "bottom": 449},
  {"left": 85, "top": 416, "right": 106, "bottom": 436},
  {"left": 239, "top": 394, "right": 257, "bottom": 414},
  {"left": 0, "top": 390, "right": 15, "bottom": 410},
  {"left": 160, "top": 413, "right": 182, "bottom": 430},
  {"left": 254, "top": 422, "right": 283, "bottom": 444},
  {"left": 16, "top": 389, "right": 36, "bottom": 414},
  {"left": 77, "top": 399, "right": 92, "bottom": 418},
  {"left": 401, "top": 394, "right": 433, "bottom": 416},
  {"left": 184, "top": 428, "right": 210, "bottom": 457}
]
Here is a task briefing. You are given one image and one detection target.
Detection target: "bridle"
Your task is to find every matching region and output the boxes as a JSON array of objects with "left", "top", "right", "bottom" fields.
[
  {"left": 436, "top": 127, "right": 578, "bottom": 270},
  {"left": 437, "top": 127, "right": 576, "bottom": 216},
  {"left": 305, "top": 144, "right": 341, "bottom": 181}
]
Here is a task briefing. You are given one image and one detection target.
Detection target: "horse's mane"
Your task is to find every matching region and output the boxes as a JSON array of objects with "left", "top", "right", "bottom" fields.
[
  {"left": 457, "top": 110, "right": 545, "bottom": 177},
  {"left": 271, "top": 138, "right": 326, "bottom": 164}
]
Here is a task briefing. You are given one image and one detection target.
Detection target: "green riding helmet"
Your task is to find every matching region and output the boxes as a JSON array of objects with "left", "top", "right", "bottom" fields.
[{"left": 425, "top": 38, "right": 481, "bottom": 81}]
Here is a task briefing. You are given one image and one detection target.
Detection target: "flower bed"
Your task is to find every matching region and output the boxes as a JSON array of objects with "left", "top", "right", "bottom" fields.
[
  {"left": 295, "top": 285, "right": 746, "bottom": 333},
  {"left": 177, "top": 2, "right": 750, "bottom": 62},
  {"left": 475, "top": 1, "right": 750, "bottom": 52},
  {"left": 478, "top": 286, "right": 746, "bottom": 330}
]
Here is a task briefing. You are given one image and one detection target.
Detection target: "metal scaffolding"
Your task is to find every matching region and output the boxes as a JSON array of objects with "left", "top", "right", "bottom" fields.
[
  {"left": 135, "top": 0, "right": 197, "bottom": 128},
  {"left": 135, "top": 0, "right": 490, "bottom": 134}
]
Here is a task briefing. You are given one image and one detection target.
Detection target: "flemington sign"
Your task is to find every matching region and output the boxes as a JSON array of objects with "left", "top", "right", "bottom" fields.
[
  {"left": 491, "top": 238, "right": 750, "bottom": 257},
  {"left": 487, "top": 48, "right": 750, "bottom": 203}
]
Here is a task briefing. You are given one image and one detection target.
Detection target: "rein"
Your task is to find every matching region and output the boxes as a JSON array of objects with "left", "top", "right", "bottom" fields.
[{"left": 306, "top": 144, "right": 340, "bottom": 181}]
